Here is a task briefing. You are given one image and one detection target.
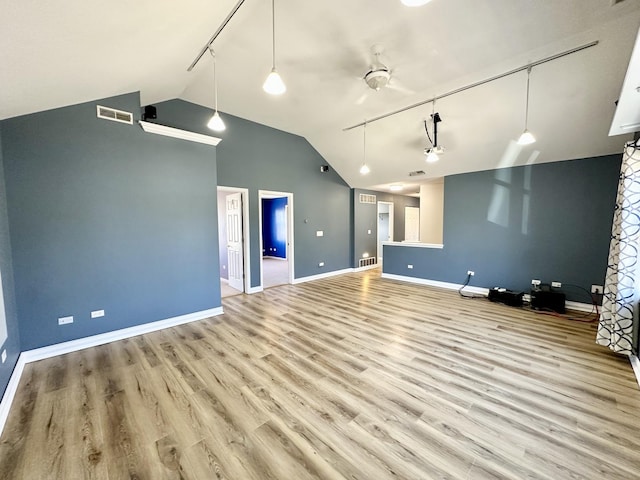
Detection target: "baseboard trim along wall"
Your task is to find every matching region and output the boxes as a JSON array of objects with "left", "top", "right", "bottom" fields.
[
  {"left": 381, "top": 273, "right": 595, "bottom": 312},
  {"left": 292, "top": 268, "right": 354, "bottom": 285},
  {"left": 0, "top": 306, "right": 223, "bottom": 438}
]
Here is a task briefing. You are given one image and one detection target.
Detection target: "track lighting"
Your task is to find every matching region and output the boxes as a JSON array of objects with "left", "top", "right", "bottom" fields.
[
  {"left": 424, "top": 110, "right": 443, "bottom": 162},
  {"left": 517, "top": 67, "right": 536, "bottom": 145},
  {"left": 207, "top": 48, "right": 226, "bottom": 132},
  {"left": 263, "top": 0, "right": 286, "bottom": 95}
]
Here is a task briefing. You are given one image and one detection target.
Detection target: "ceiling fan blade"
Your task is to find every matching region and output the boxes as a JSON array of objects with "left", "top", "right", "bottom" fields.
[
  {"left": 356, "top": 90, "right": 370, "bottom": 105},
  {"left": 387, "top": 79, "right": 414, "bottom": 95}
]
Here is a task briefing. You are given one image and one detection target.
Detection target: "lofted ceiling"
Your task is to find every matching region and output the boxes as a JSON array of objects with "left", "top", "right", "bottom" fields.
[{"left": 2, "top": 0, "right": 640, "bottom": 193}]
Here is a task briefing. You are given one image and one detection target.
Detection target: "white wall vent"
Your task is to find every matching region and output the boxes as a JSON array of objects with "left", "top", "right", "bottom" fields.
[
  {"left": 359, "top": 257, "right": 377, "bottom": 268},
  {"left": 359, "top": 194, "right": 376, "bottom": 204},
  {"left": 96, "top": 105, "right": 133, "bottom": 125}
]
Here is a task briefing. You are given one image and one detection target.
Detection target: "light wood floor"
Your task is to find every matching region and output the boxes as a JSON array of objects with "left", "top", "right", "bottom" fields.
[{"left": 1, "top": 269, "right": 639, "bottom": 479}]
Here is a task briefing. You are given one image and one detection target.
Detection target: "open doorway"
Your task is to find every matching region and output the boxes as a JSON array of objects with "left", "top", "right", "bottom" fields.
[
  {"left": 259, "top": 190, "right": 294, "bottom": 288},
  {"left": 377, "top": 201, "right": 394, "bottom": 265},
  {"left": 217, "top": 187, "right": 250, "bottom": 298}
]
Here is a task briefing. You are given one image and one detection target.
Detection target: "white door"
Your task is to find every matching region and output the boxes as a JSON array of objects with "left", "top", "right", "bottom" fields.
[{"left": 226, "top": 192, "right": 244, "bottom": 292}]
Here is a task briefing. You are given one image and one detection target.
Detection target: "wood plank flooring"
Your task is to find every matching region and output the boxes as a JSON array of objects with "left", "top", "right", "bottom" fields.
[{"left": 1, "top": 269, "right": 639, "bottom": 479}]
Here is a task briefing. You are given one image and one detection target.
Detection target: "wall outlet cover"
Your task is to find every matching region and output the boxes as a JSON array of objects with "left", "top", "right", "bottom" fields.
[
  {"left": 91, "top": 309, "right": 105, "bottom": 319},
  {"left": 58, "top": 316, "right": 73, "bottom": 325}
]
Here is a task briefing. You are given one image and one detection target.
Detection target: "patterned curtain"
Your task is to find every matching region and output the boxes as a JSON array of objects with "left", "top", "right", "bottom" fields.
[{"left": 597, "top": 139, "right": 640, "bottom": 355}]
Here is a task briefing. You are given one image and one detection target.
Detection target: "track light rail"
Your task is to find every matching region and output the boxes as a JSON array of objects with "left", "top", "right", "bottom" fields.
[
  {"left": 187, "top": 0, "right": 247, "bottom": 72},
  {"left": 343, "top": 40, "right": 599, "bottom": 131}
]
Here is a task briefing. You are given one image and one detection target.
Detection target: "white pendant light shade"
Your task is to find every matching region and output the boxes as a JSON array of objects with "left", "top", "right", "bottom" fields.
[
  {"left": 264, "top": 0, "right": 286, "bottom": 96},
  {"left": 517, "top": 130, "right": 536, "bottom": 145},
  {"left": 401, "top": 0, "right": 432, "bottom": 6},
  {"left": 208, "top": 111, "right": 226, "bottom": 132},
  {"left": 263, "top": 68, "right": 286, "bottom": 95},
  {"left": 518, "top": 67, "right": 536, "bottom": 145},
  {"left": 360, "top": 164, "right": 371, "bottom": 175}
]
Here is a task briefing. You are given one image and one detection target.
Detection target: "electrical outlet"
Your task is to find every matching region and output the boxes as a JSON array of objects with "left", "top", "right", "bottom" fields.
[
  {"left": 551, "top": 281, "right": 561, "bottom": 288},
  {"left": 318, "top": 262, "right": 324, "bottom": 267},
  {"left": 531, "top": 279, "right": 541, "bottom": 286},
  {"left": 591, "top": 284, "right": 604, "bottom": 294},
  {"left": 91, "top": 309, "right": 105, "bottom": 319},
  {"left": 467, "top": 270, "right": 475, "bottom": 276},
  {"left": 58, "top": 316, "right": 73, "bottom": 325},
  {"left": 316, "top": 230, "right": 324, "bottom": 237},
  {"left": 408, "top": 264, "right": 413, "bottom": 269}
]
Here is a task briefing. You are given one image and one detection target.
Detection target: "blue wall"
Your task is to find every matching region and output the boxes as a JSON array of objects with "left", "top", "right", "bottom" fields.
[
  {"left": 262, "top": 197, "right": 287, "bottom": 259},
  {"left": 383, "top": 155, "right": 621, "bottom": 303},
  {"left": 0, "top": 126, "right": 20, "bottom": 398},
  {"left": 150, "top": 100, "right": 352, "bottom": 286},
  {"left": 1, "top": 93, "right": 221, "bottom": 350},
  {"left": 353, "top": 189, "right": 420, "bottom": 266}
]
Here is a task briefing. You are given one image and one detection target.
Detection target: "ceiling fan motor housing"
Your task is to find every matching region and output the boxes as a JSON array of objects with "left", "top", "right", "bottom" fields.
[{"left": 364, "top": 68, "right": 391, "bottom": 90}]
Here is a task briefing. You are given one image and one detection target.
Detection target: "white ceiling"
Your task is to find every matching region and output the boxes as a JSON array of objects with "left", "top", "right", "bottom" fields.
[{"left": 2, "top": 0, "right": 640, "bottom": 192}]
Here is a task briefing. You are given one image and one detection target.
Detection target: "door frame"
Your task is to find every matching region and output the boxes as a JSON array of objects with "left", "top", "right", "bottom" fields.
[
  {"left": 377, "top": 201, "right": 394, "bottom": 264},
  {"left": 218, "top": 186, "right": 251, "bottom": 294},
  {"left": 258, "top": 190, "right": 294, "bottom": 288}
]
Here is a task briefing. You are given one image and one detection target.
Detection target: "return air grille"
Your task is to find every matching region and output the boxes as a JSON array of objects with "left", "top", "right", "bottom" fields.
[
  {"left": 96, "top": 105, "right": 133, "bottom": 125},
  {"left": 359, "top": 194, "right": 376, "bottom": 204},
  {"left": 359, "top": 257, "right": 377, "bottom": 268}
]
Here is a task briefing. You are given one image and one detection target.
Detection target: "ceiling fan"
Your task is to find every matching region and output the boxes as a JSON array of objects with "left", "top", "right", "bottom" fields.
[{"left": 356, "top": 44, "right": 413, "bottom": 104}]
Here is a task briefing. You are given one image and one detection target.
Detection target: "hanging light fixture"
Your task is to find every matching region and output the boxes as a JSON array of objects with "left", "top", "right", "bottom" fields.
[
  {"left": 517, "top": 67, "right": 536, "bottom": 145},
  {"left": 424, "top": 100, "right": 444, "bottom": 162},
  {"left": 401, "top": 0, "right": 432, "bottom": 6},
  {"left": 263, "top": 0, "right": 286, "bottom": 95},
  {"left": 207, "top": 48, "right": 226, "bottom": 132},
  {"left": 360, "top": 121, "right": 370, "bottom": 175}
]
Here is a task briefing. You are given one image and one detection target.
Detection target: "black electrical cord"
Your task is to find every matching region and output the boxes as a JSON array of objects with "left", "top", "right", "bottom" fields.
[{"left": 424, "top": 120, "right": 434, "bottom": 147}]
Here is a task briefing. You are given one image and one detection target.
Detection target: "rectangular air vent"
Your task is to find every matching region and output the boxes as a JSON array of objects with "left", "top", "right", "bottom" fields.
[
  {"left": 409, "top": 170, "right": 426, "bottom": 177},
  {"left": 359, "top": 257, "right": 377, "bottom": 268},
  {"left": 96, "top": 105, "right": 133, "bottom": 125},
  {"left": 359, "top": 194, "right": 376, "bottom": 204}
]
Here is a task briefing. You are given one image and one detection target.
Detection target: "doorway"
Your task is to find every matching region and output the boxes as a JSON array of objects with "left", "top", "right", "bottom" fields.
[
  {"left": 377, "top": 201, "right": 394, "bottom": 264},
  {"left": 217, "top": 187, "right": 250, "bottom": 298},
  {"left": 259, "top": 190, "right": 294, "bottom": 288}
]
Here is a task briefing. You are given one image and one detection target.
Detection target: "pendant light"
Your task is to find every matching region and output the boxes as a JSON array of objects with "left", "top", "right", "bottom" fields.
[
  {"left": 517, "top": 67, "right": 536, "bottom": 145},
  {"left": 263, "top": 0, "right": 286, "bottom": 95},
  {"left": 360, "top": 121, "right": 370, "bottom": 175},
  {"left": 424, "top": 99, "right": 443, "bottom": 162},
  {"left": 207, "top": 48, "right": 226, "bottom": 132}
]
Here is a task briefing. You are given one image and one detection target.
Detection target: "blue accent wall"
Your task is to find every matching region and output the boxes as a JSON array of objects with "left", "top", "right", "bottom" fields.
[
  {"left": 1, "top": 93, "right": 221, "bottom": 350},
  {"left": 0, "top": 125, "right": 21, "bottom": 398},
  {"left": 382, "top": 155, "right": 621, "bottom": 303},
  {"left": 150, "top": 100, "right": 352, "bottom": 286},
  {"left": 262, "top": 197, "right": 287, "bottom": 259}
]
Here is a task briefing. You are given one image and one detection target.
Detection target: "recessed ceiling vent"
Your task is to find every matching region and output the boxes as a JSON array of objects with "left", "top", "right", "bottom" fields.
[
  {"left": 409, "top": 170, "right": 426, "bottom": 177},
  {"left": 610, "top": 0, "right": 626, "bottom": 5},
  {"left": 96, "top": 105, "right": 133, "bottom": 125}
]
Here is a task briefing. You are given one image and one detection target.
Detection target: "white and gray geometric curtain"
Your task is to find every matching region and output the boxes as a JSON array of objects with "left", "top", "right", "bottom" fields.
[{"left": 597, "top": 139, "right": 640, "bottom": 356}]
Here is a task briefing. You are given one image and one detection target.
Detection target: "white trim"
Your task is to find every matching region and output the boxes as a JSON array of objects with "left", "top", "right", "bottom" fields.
[
  {"left": 630, "top": 355, "right": 640, "bottom": 389},
  {"left": 258, "top": 190, "right": 295, "bottom": 289},
  {"left": 383, "top": 241, "right": 444, "bottom": 249},
  {"left": 246, "top": 286, "right": 264, "bottom": 294},
  {"left": 381, "top": 272, "right": 489, "bottom": 296},
  {"left": 0, "top": 306, "right": 223, "bottom": 438},
  {"left": 293, "top": 268, "right": 355, "bottom": 285},
  {"left": 0, "top": 353, "right": 27, "bottom": 440},
  {"left": 139, "top": 121, "right": 221, "bottom": 146}
]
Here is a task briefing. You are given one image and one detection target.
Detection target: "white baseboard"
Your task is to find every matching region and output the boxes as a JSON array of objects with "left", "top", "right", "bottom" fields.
[
  {"left": 293, "top": 268, "right": 354, "bottom": 285},
  {"left": 0, "top": 306, "right": 223, "bottom": 438},
  {"left": 631, "top": 355, "right": 640, "bottom": 389},
  {"left": 381, "top": 272, "right": 489, "bottom": 296},
  {"left": 354, "top": 264, "right": 380, "bottom": 272}
]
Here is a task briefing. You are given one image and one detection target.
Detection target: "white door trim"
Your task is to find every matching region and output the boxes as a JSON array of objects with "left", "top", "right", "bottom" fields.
[
  {"left": 258, "top": 190, "right": 295, "bottom": 288},
  {"left": 377, "top": 201, "right": 394, "bottom": 263}
]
